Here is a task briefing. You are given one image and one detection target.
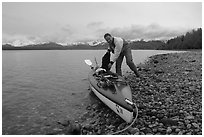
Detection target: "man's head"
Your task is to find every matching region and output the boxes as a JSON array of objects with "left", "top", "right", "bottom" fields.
[{"left": 104, "top": 33, "right": 113, "bottom": 44}]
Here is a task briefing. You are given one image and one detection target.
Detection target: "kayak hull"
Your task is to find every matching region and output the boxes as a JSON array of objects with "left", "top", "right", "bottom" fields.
[{"left": 88, "top": 70, "right": 134, "bottom": 123}]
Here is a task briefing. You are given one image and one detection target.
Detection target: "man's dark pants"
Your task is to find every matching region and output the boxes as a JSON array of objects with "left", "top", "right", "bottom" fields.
[{"left": 115, "top": 44, "right": 138, "bottom": 76}]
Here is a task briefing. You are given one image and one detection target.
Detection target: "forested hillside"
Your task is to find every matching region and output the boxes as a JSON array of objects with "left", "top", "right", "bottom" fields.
[{"left": 158, "top": 28, "right": 202, "bottom": 50}]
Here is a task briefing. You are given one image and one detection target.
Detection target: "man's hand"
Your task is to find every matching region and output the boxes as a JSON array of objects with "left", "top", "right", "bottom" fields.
[
  {"left": 108, "top": 61, "right": 114, "bottom": 70},
  {"left": 108, "top": 63, "right": 112, "bottom": 70}
]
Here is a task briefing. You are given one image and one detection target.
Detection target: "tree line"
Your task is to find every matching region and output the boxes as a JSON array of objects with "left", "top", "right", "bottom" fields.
[{"left": 158, "top": 28, "right": 202, "bottom": 50}]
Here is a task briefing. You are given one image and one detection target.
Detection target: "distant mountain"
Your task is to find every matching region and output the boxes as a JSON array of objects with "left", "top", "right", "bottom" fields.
[
  {"left": 2, "top": 40, "right": 164, "bottom": 50},
  {"left": 2, "top": 42, "right": 64, "bottom": 50},
  {"left": 2, "top": 41, "right": 109, "bottom": 50},
  {"left": 23, "top": 42, "right": 65, "bottom": 50},
  {"left": 2, "top": 44, "right": 14, "bottom": 49}
]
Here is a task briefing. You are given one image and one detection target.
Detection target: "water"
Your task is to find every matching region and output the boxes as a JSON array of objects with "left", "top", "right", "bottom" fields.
[{"left": 2, "top": 50, "right": 181, "bottom": 134}]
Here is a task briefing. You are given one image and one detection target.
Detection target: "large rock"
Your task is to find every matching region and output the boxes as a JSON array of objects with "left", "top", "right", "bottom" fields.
[
  {"left": 159, "top": 118, "right": 178, "bottom": 126},
  {"left": 128, "top": 127, "right": 139, "bottom": 134}
]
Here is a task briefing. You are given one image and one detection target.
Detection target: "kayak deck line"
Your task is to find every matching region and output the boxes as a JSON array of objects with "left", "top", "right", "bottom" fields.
[
  {"left": 89, "top": 83, "right": 134, "bottom": 113},
  {"left": 89, "top": 83, "right": 134, "bottom": 123},
  {"left": 88, "top": 71, "right": 134, "bottom": 111}
]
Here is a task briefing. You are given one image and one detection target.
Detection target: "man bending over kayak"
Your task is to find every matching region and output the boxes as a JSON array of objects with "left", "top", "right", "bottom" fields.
[{"left": 104, "top": 33, "right": 140, "bottom": 77}]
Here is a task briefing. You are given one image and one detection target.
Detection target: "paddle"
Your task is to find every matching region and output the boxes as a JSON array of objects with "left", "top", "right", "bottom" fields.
[
  {"left": 84, "top": 59, "right": 94, "bottom": 69},
  {"left": 94, "top": 57, "right": 99, "bottom": 68}
]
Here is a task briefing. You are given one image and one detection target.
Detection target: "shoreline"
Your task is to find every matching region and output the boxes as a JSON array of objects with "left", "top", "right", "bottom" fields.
[{"left": 46, "top": 50, "right": 202, "bottom": 135}]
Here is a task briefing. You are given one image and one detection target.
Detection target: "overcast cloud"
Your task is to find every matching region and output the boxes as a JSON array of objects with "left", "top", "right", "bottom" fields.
[{"left": 2, "top": 2, "right": 202, "bottom": 46}]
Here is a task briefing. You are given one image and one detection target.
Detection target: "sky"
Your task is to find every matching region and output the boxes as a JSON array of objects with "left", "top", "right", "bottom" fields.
[{"left": 2, "top": 2, "right": 202, "bottom": 46}]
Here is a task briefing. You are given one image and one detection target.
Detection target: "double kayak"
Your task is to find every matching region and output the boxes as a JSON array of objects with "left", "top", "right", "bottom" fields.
[{"left": 85, "top": 60, "right": 138, "bottom": 123}]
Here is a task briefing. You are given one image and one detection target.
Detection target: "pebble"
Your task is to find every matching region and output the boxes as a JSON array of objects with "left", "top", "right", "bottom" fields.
[
  {"left": 187, "top": 124, "right": 191, "bottom": 129},
  {"left": 158, "top": 127, "right": 166, "bottom": 133},
  {"left": 140, "top": 127, "right": 146, "bottom": 131},
  {"left": 53, "top": 128, "right": 63, "bottom": 132},
  {"left": 185, "top": 120, "right": 190, "bottom": 125},
  {"left": 166, "top": 127, "right": 172, "bottom": 134},
  {"left": 148, "top": 124, "right": 157, "bottom": 128},
  {"left": 186, "top": 115, "right": 194, "bottom": 120},
  {"left": 192, "top": 123, "right": 199, "bottom": 128},
  {"left": 97, "top": 129, "right": 101, "bottom": 134},
  {"left": 57, "top": 120, "right": 70, "bottom": 127},
  {"left": 157, "top": 113, "right": 164, "bottom": 119},
  {"left": 152, "top": 128, "right": 157, "bottom": 133},
  {"left": 159, "top": 123, "right": 164, "bottom": 127},
  {"left": 186, "top": 132, "right": 192, "bottom": 135},
  {"left": 140, "top": 132, "right": 145, "bottom": 135},
  {"left": 171, "top": 126, "right": 177, "bottom": 129},
  {"left": 151, "top": 109, "right": 157, "bottom": 115},
  {"left": 108, "top": 125, "right": 114, "bottom": 129},
  {"left": 175, "top": 128, "right": 180, "bottom": 133},
  {"left": 92, "top": 104, "right": 98, "bottom": 110},
  {"left": 134, "top": 132, "right": 140, "bottom": 135},
  {"left": 117, "top": 123, "right": 126, "bottom": 130},
  {"left": 144, "top": 127, "right": 152, "bottom": 134},
  {"left": 151, "top": 116, "right": 156, "bottom": 119},
  {"left": 178, "top": 131, "right": 183, "bottom": 135},
  {"left": 160, "top": 118, "right": 178, "bottom": 126},
  {"left": 128, "top": 127, "right": 139, "bottom": 134},
  {"left": 83, "top": 124, "right": 92, "bottom": 130},
  {"left": 86, "top": 106, "right": 92, "bottom": 110}
]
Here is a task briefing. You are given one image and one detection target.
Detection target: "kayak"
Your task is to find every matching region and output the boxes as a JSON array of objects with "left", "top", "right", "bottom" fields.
[{"left": 88, "top": 68, "right": 136, "bottom": 123}]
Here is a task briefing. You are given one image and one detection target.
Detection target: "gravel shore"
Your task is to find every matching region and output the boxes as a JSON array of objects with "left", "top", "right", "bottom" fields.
[{"left": 51, "top": 50, "right": 202, "bottom": 135}]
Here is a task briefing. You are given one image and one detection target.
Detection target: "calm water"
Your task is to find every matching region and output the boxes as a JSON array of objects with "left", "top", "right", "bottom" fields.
[{"left": 2, "top": 50, "right": 181, "bottom": 134}]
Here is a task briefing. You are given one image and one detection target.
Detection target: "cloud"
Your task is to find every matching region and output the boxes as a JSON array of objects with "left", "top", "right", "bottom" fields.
[
  {"left": 95, "top": 23, "right": 191, "bottom": 41},
  {"left": 87, "top": 21, "right": 104, "bottom": 29},
  {"left": 3, "top": 23, "right": 192, "bottom": 46},
  {"left": 2, "top": 33, "right": 42, "bottom": 46},
  {"left": 61, "top": 24, "right": 74, "bottom": 35}
]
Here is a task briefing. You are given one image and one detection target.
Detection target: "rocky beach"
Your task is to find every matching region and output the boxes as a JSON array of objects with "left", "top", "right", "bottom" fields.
[{"left": 47, "top": 50, "right": 202, "bottom": 135}]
